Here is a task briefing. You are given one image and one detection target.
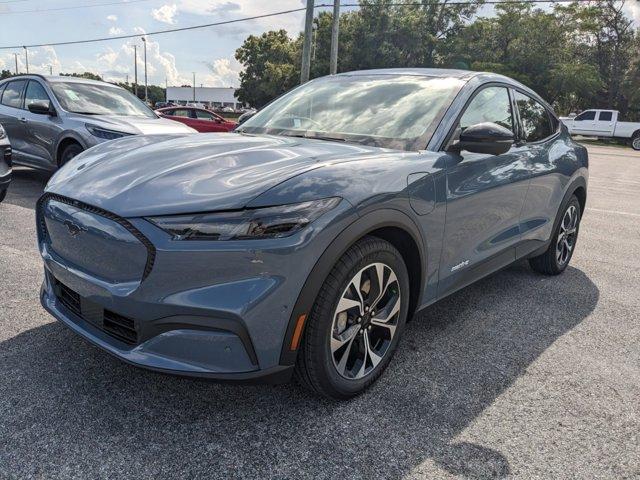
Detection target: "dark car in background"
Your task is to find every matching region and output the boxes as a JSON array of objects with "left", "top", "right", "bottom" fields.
[
  {"left": 0, "top": 75, "right": 195, "bottom": 171},
  {"left": 156, "top": 106, "right": 238, "bottom": 132},
  {"left": 37, "top": 69, "right": 588, "bottom": 399},
  {"left": 0, "top": 123, "right": 11, "bottom": 202}
]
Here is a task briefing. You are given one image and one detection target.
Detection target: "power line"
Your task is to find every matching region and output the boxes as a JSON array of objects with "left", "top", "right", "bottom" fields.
[
  {"left": 0, "top": 0, "right": 153, "bottom": 14},
  {"left": 0, "top": 0, "right": 606, "bottom": 50}
]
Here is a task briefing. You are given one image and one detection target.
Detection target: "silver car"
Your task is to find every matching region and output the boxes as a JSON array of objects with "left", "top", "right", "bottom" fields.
[{"left": 0, "top": 75, "right": 195, "bottom": 170}]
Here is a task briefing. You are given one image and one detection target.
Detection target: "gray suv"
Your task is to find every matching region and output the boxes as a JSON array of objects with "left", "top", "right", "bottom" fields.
[{"left": 0, "top": 75, "right": 195, "bottom": 170}]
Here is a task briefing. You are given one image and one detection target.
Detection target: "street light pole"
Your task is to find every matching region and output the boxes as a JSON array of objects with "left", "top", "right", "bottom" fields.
[
  {"left": 193, "top": 72, "right": 196, "bottom": 102},
  {"left": 142, "top": 36, "right": 148, "bottom": 103},
  {"left": 329, "top": 0, "right": 340, "bottom": 75},
  {"left": 14, "top": 53, "right": 18, "bottom": 74},
  {"left": 23, "top": 46, "right": 29, "bottom": 74},
  {"left": 133, "top": 44, "right": 138, "bottom": 97},
  {"left": 300, "top": 0, "right": 314, "bottom": 83}
]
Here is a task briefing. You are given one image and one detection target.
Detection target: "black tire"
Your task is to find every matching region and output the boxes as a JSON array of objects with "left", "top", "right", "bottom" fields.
[
  {"left": 59, "top": 142, "right": 83, "bottom": 167},
  {"left": 529, "top": 195, "right": 581, "bottom": 275},
  {"left": 0, "top": 188, "right": 6, "bottom": 203},
  {"left": 631, "top": 132, "right": 640, "bottom": 151},
  {"left": 295, "top": 236, "right": 410, "bottom": 400}
]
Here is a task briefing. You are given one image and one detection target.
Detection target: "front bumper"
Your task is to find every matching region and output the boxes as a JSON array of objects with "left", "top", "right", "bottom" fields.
[{"left": 37, "top": 193, "right": 355, "bottom": 381}]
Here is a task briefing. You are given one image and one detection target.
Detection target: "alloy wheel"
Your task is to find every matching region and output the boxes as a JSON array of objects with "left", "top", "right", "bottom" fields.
[
  {"left": 330, "top": 262, "right": 401, "bottom": 380},
  {"left": 633, "top": 137, "right": 640, "bottom": 151},
  {"left": 556, "top": 205, "right": 578, "bottom": 266}
]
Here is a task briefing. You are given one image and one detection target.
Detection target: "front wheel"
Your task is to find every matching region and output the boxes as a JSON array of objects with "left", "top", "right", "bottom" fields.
[
  {"left": 529, "top": 195, "right": 581, "bottom": 275},
  {"left": 59, "top": 143, "right": 83, "bottom": 167},
  {"left": 295, "top": 236, "right": 410, "bottom": 399}
]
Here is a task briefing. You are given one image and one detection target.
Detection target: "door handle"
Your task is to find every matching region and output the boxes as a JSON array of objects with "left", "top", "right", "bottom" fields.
[{"left": 19, "top": 118, "right": 26, "bottom": 123}]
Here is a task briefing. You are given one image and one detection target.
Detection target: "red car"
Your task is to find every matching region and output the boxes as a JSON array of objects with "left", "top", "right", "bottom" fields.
[{"left": 155, "top": 106, "right": 237, "bottom": 133}]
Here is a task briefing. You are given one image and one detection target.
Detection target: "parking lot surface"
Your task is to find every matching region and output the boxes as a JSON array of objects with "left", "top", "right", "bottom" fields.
[{"left": 0, "top": 146, "right": 638, "bottom": 479}]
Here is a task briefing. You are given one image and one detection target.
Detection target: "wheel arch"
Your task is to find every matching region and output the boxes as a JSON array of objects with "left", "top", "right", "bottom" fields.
[
  {"left": 55, "top": 135, "right": 85, "bottom": 166},
  {"left": 279, "top": 208, "right": 426, "bottom": 366}
]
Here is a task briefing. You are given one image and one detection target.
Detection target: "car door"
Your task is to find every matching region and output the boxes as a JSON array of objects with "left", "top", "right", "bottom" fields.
[
  {"left": 21, "top": 80, "right": 60, "bottom": 168},
  {"left": 570, "top": 110, "right": 596, "bottom": 135},
  {"left": 192, "top": 109, "right": 228, "bottom": 132},
  {"left": 437, "top": 85, "right": 530, "bottom": 297},
  {"left": 591, "top": 110, "right": 615, "bottom": 136},
  {"left": 0, "top": 79, "right": 28, "bottom": 163},
  {"left": 513, "top": 90, "right": 568, "bottom": 253}
]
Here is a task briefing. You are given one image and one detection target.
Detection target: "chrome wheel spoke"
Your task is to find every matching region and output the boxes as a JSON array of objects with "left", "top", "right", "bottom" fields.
[
  {"left": 336, "top": 296, "right": 362, "bottom": 316},
  {"left": 333, "top": 325, "right": 359, "bottom": 375}
]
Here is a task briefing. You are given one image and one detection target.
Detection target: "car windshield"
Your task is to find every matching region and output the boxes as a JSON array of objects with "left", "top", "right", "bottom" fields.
[
  {"left": 50, "top": 81, "right": 156, "bottom": 117},
  {"left": 238, "top": 74, "right": 465, "bottom": 151}
]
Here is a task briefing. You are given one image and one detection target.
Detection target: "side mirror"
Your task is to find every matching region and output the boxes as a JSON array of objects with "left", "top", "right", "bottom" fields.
[
  {"left": 237, "top": 110, "right": 256, "bottom": 125},
  {"left": 28, "top": 101, "right": 55, "bottom": 116},
  {"left": 454, "top": 122, "right": 514, "bottom": 156}
]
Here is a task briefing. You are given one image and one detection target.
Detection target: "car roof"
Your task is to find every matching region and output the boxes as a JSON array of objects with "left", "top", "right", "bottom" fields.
[
  {"left": 337, "top": 68, "right": 481, "bottom": 80},
  {"left": 0, "top": 74, "right": 123, "bottom": 88}
]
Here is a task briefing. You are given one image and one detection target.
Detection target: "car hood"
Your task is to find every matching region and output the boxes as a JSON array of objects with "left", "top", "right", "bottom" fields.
[
  {"left": 77, "top": 114, "right": 196, "bottom": 135},
  {"left": 46, "top": 133, "right": 390, "bottom": 217}
]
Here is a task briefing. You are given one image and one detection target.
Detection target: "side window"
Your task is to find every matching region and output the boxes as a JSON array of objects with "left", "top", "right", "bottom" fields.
[
  {"left": 172, "top": 109, "right": 190, "bottom": 118},
  {"left": 1, "top": 80, "right": 26, "bottom": 109},
  {"left": 194, "top": 110, "right": 214, "bottom": 120},
  {"left": 598, "top": 111, "right": 612, "bottom": 121},
  {"left": 513, "top": 91, "right": 552, "bottom": 142},
  {"left": 25, "top": 81, "right": 51, "bottom": 109},
  {"left": 458, "top": 86, "right": 513, "bottom": 132},
  {"left": 575, "top": 111, "right": 595, "bottom": 121}
]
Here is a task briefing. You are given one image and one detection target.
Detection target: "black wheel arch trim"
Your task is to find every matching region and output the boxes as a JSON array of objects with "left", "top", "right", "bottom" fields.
[{"left": 279, "top": 207, "right": 427, "bottom": 366}]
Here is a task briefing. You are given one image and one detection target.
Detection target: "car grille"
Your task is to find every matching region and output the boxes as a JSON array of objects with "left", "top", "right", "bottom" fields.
[{"left": 54, "top": 279, "right": 138, "bottom": 345}]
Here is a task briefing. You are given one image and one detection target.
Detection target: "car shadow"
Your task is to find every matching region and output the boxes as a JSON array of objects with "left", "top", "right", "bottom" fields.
[
  {"left": 0, "top": 263, "right": 598, "bottom": 479},
  {"left": 3, "top": 167, "right": 51, "bottom": 210}
]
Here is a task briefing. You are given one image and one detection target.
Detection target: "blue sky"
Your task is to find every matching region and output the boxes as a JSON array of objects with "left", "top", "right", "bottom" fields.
[
  {"left": 0, "top": 0, "right": 333, "bottom": 87},
  {"left": 1, "top": 0, "right": 638, "bottom": 88}
]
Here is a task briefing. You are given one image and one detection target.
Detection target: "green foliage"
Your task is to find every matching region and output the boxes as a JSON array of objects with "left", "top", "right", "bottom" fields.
[
  {"left": 60, "top": 72, "right": 104, "bottom": 81},
  {"left": 1, "top": 70, "right": 13, "bottom": 80},
  {"left": 235, "top": 0, "right": 639, "bottom": 119}
]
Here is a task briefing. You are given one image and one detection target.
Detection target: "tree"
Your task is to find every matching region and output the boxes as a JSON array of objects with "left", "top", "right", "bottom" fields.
[
  {"left": 60, "top": 72, "right": 103, "bottom": 81},
  {"left": 0, "top": 70, "right": 12, "bottom": 80},
  {"left": 235, "top": 30, "right": 301, "bottom": 108}
]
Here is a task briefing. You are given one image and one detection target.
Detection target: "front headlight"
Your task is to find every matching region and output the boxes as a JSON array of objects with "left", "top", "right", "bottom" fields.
[
  {"left": 0, "top": 124, "right": 6, "bottom": 140},
  {"left": 86, "top": 124, "right": 132, "bottom": 140},
  {"left": 147, "top": 197, "right": 341, "bottom": 241}
]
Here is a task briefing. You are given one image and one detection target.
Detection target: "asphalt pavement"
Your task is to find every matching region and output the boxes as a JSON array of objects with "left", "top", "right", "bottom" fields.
[{"left": 0, "top": 145, "right": 638, "bottom": 479}]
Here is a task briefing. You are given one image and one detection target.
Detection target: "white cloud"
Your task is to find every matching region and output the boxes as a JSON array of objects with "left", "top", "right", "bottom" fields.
[
  {"left": 151, "top": 4, "right": 178, "bottom": 24},
  {"left": 106, "top": 14, "right": 118, "bottom": 22},
  {"left": 204, "top": 57, "right": 242, "bottom": 87},
  {"left": 108, "top": 26, "right": 124, "bottom": 35}
]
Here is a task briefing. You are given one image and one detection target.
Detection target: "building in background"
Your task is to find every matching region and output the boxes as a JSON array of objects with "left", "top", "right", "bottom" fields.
[{"left": 165, "top": 87, "right": 245, "bottom": 109}]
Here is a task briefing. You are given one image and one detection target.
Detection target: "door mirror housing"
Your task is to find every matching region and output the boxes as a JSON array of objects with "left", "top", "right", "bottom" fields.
[
  {"left": 28, "top": 101, "right": 55, "bottom": 116},
  {"left": 453, "top": 122, "right": 514, "bottom": 156}
]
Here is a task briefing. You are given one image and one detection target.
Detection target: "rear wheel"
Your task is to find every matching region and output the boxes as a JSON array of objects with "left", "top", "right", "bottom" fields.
[
  {"left": 59, "top": 143, "right": 83, "bottom": 167},
  {"left": 529, "top": 195, "right": 581, "bottom": 275},
  {"left": 295, "top": 236, "right": 410, "bottom": 399},
  {"left": 631, "top": 133, "right": 640, "bottom": 151}
]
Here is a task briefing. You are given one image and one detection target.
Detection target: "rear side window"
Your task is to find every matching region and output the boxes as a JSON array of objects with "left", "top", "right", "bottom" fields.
[
  {"left": 195, "top": 110, "right": 215, "bottom": 120},
  {"left": 575, "top": 111, "right": 595, "bottom": 121},
  {"left": 458, "top": 86, "right": 514, "bottom": 132},
  {"left": 598, "top": 111, "right": 613, "bottom": 121},
  {"left": 513, "top": 91, "right": 552, "bottom": 142},
  {"left": 1, "top": 80, "right": 26, "bottom": 109},
  {"left": 171, "top": 109, "right": 191, "bottom": 118}
]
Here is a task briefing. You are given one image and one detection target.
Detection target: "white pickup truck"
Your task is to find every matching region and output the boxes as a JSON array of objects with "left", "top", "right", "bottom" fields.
[{"left": 559, "top": 109, "right": 640, "bottom": 150}]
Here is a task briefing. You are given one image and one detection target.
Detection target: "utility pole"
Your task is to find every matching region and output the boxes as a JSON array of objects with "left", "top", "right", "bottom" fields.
[
  {"left": 329, "top": 0, "right": 340, "bottom": 75},
  {"left": 142, "top": 36, "right": 148, "bottom": 103},
  {"left": 23, "top": 46, "right": 29, "bottom": 74},
  {"left": 300, "top": 0, "right": 314, "bottom": 83},
  {"left": 192, "top": 72, "right": 196, "bottom": 102},
  {"left": 134, "top": 44, "right": 138, "bottom": 97},
  {"left": 49, "top": 65, "right": 53, "bottom": 75},
  {"left": 14, "top": 53, "right": 18, "bottom": 74}
]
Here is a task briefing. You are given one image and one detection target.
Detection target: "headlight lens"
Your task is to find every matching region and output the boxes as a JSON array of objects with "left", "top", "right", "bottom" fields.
[
  {"left": 86, "top": 124, "right": 132, "bottom": 140},
  {"left": 147, "top": 197, "right": 341, "bottom": 241}
]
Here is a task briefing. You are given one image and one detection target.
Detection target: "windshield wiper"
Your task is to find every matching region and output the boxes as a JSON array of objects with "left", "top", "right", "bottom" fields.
[{"left": 283, "top": 132, "right": 346, "bottom": 142}]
